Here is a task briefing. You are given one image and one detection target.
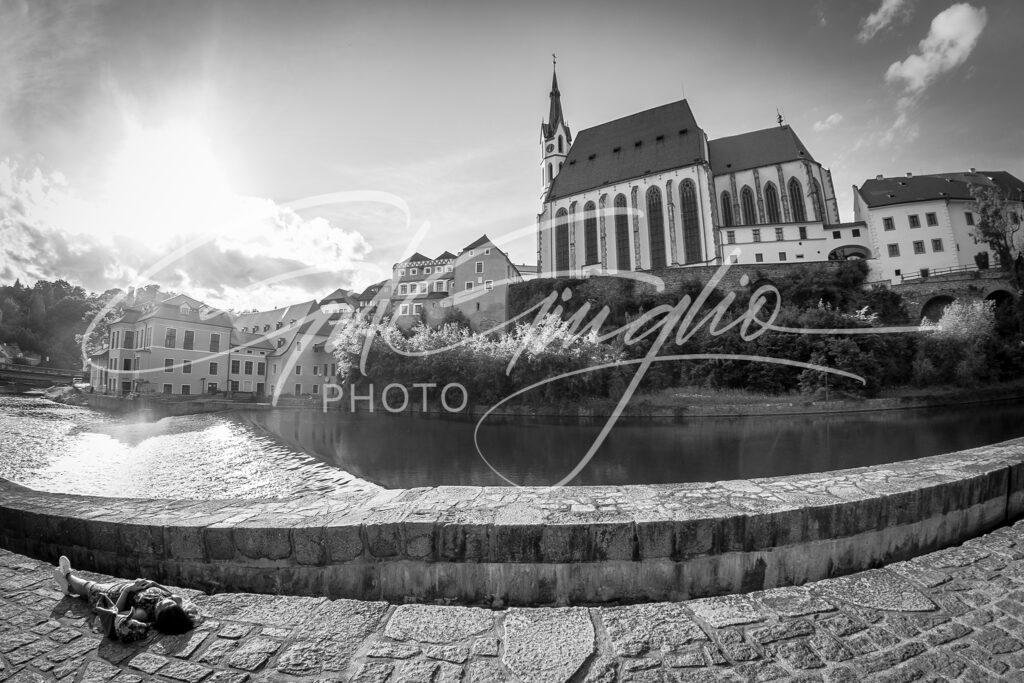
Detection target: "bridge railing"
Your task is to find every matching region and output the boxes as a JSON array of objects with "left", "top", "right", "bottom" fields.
[{"left": 899, "top": 264, "right": 983, "bottom": 283}]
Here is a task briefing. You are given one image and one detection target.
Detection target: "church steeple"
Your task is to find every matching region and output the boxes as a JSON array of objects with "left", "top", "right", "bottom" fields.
[{"left": 540, "top": 55, "right": 571, "bottom": 199}]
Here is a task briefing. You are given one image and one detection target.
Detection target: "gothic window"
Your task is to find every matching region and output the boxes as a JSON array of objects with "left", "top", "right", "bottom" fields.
[
  {"left": 788, "top": 178, "right": 806, "bottom": 222},
  {"left": 811, "top": 178, "right": 824, "bottom": 222},
  {"left": 614, "top": 194, "right": 631, "bottom": 271},
  {"left": 741, "top": 186, "right": 757, "bottom": 225},
  {"left": 555, "top": 208, "right": 569, "bottom": 273},
  {"left": 646, "top": 187, "right": 667, "bottom": 269},
  {"left": 679, "top": 180, "right": 702, "bottom": 264},
  {"left": 583, "top": 201, "right": 598, "bottom": 265},
  {"left": 547, "top": 163, "right": 553, "bottom": 184},
  {"left": 721, "top": 191, "right": 734, "bottom": 227},
  {"left": 764, "top": 183, "right": 781, "bottom": 223},
  {"left": 558, "top": 136, "right": 563, "bottom": 153}
]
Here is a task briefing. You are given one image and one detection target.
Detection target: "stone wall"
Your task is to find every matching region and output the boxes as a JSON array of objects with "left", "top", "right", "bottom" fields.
[
  {"left": 889, "top": 270, "right": 1015, "bottom": 320},
  {"left": 2, "top": 439, "right": 1024, "bottom": 605}
]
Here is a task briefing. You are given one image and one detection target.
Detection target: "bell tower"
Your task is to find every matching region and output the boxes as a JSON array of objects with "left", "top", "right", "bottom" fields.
[{"left": 540, "top": 55, "right": 571, "bottom": 200}]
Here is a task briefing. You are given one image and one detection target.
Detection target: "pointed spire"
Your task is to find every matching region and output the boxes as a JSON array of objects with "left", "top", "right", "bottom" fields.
[{"left": 544, "top": 55, "right": 564, "bottom": 139}]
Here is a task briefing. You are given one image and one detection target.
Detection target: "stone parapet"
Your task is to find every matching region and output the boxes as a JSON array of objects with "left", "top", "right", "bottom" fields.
[{"left": 2, "top": 438, "right": 1023, "bottom": 605}]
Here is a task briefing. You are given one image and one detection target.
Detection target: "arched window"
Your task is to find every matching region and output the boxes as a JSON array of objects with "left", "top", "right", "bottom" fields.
[
  {"left": 811, "top": 178, "right": 824, "bottom": 222},
  {"left": 547, "top": 163, "right": 553, "bottom": 184},
  {"left": 788, "top": 178, "right": 806, "bottom": 222},
  {"left": 558, "top": 136, "right": 564, "bottom": 153},
  {"left": 741, "top": 186, "right": 757, "bottom": 225},
  {"left": 721, "top": 191, "right": 734, "bottom": 227},
  {"left": 646, "top": 186, "right": 667, "bottom": 269},
  {"left": 583, "top": 201, "right": 598, "bottom": 265},
  {"left": 614, "top": 194, "right": 631, "bottom": 271},
  {"left": 764, "top": 183, "right": 781, "bottom": 223},
  {"left": 679, "top": 180, "right": 702, "bottom": 264},
  {"left": 554, "top": 208, "right": 569, "bottom": 273}
]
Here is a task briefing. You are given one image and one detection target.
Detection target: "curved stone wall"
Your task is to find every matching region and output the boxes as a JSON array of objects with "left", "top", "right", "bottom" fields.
[{"left": 2, "top": 438, "right": 1023, "bottom": 605}]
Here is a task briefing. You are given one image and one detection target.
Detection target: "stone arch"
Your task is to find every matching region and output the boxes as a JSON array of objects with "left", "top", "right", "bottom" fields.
[
  {"left": 985, "top": 288, "right": 1014, "bottom": 311},
  {"left": 828, "top": 245, "right": 871, "bottom": 261},
  {"left": 920, "top": 295, "right": 955, "bottom": 323}
]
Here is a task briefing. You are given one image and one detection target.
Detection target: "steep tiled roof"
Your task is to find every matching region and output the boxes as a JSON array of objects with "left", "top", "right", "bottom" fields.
[
  {"left": 547, "top": 99, "right": 706, "bottom": 201},
  {"left": 356, "top": 281, "right": 388, "bottom": 301},
  {"left": 436, "top": 251, "right": 457, "bottom": 260},
  {"left": 461, "top": 234, "right": 492, "bottom": 251},
  {"left": 229, "top": 329, "right": 274, "bottom": 350},
  {"left": 708, "top": 126, "right": 815, "bottom": 176},
  {"left": 233, "top": 301, "right": 318, "bottom": 337},
  {"left": 320, "top": 288, "right": 353, "bottom": 304},
  {"left": 856, "top": 171, "right": 1024, "bottom": 208}
]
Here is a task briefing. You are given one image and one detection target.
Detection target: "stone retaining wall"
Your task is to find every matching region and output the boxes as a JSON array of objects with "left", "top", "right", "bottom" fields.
[{"left": 2, "top": 439, "right": 1024, "bottom": 605}]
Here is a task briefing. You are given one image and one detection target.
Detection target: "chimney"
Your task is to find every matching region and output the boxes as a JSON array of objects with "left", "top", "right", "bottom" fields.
[
  {"left": 906, "top": 172, "right": 913, "bottom": 177},
  {"left": 876, "top": 174, "right": 884, "bottom": 180}
]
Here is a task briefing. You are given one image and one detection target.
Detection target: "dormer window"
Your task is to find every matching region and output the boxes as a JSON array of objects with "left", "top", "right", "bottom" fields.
[
  {"left": 613, "top": 146, "right": 621, "bottom": 153},
  {"left": 655, "top": 135, "right": 664, "bottom": 142},
  {"left": 634, "top": 140, "right": 642, "bottom": 148}
]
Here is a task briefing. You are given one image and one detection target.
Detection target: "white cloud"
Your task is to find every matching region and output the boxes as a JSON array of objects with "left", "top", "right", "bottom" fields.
[
  {"left": 858, "top": 0, "right": 913, "bottom": 43},
  {"left": 885, "top": 3, "right": 987, "bottom": 94},
  {"left": 813, "top": 113, "right": 844, "bottom": 132}
]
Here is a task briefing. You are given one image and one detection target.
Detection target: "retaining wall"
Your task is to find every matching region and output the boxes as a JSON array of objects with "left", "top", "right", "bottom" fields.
[{"left": 2, "top": 438, "right": 1023, "bottom": 606}]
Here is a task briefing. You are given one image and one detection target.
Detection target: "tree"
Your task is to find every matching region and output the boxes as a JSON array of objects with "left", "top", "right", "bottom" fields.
[{"left": 970, "top": 184, "right": 1022, "bottom": 281}]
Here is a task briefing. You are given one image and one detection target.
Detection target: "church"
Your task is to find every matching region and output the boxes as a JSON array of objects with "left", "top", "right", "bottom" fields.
[{"left": 536, "top": 67, "right": 862, "bottom": 277}]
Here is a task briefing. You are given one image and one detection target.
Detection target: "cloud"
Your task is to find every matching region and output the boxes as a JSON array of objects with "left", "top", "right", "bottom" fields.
[
  {"left": 885, "top": 3, "right": 987, "bottom": 94},
  {"left": 858, "top": 0, "right": 913, "bottom": 43},
  {"left": 813, "top": 113, "right": 844, "bottom": 132}
]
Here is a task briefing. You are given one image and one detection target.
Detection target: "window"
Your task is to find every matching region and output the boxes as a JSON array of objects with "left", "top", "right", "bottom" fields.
[
  {"left": 424, "top": 266, "right": 431, "bottom": 274},
  {"left": 465, "top": 282, "right": 473, "bottom": 290},
  {"left": 400, "top": 304, "right": 409, "bottom": 315},
  {"left": 257, "top": 362, "right": 265, "bottom": 375},
  {"left": 294, "top": 384, "right": 302, "bottom": 396},
  {"left": 244, "top": 361, "right": 253, "bottom": 375},
  {"left": 295, "top": 365, "right": 302, "bottom": 375},
  {"left": 313, "top": 384, "right": 320, "bottom": 395},
  {"left": 913, "top": 240, "right": 925, "bottom": 254},
  {"left": 788, "top": 178, "right": 806, "bottom": 222},
  {"left": 778, "top": 252, "right": 787, "bottom": 261},
  {"left": 583, "top": 201, "right": 598, "bottom": 265},
  {"left": 555, "top": 208, "right": 569, "bottom": 272},
  {"left": 410, "top": 268, "right": 418, "bottom": 275},
  {"left": 752, "top": 229, "right": 761, "bottom": 243},
  {"left": 614, "top": 194, "right": 631, "bottom": 270},
  {"left": 926, "top": 212, "right": 938, "bottom": 226},
  {"left": 741, "top": 186, "right": 757, "bottom": 225},
  {"left": 181, "top": 385, "right": 190, "bottom": 396},
  {"left": 277, "top": 339, "right": 284, "bottom": 348},
  {"left": 399, "top": 269, "right": 405, "bottom": 276},
  {"left": 646, "top": 186, "right": 667, "bottom": 269},
  {"left": 145, "top": 327, "right": 153, "bottom": 348},
  {"left": 729, "top": 254, "right": 738, "bottom": 264},
  {"left": 414, "top": 303, "right": 423, "bottom": 314},
  {"left": 162, "top": 384, "right": 172, "bottom": 395},
  {"left": 852, "top": 229, "right": 861, "bottom": 237},
  {"left": 417, "top": 282, "right": 425, "bottom": 294},
  {"left": 445, "top": 265, "right": 453, "bottom": 272},
  {"left": 210, "top": 333, "right": 220, "bottom": 352},
  {"left": 883, "top": 217, "right": 895, "bottom": 231},
  {"left": 908, "top": 214, "right": 921, "bottom": 228},
  {"left": 164, "top": 358, "right": 173, "bottom": 373},
  {"left": 832, "top": 230, "right": 841, "bottom": 239},
  {"left": 810, "top": 179, "right": 824, "bottom": 221},
  {"left": 679, "top": 181, "right": 702, "bottom": 264},
  {"left": 313, "top": 365, "right": 320, "bottom": 376},
  {"left": 183, "top": 330, "right": 195, "bottom": 350},
  {"left": 208, "top": 383, "right": 218, "bottom": 392},
  {"left": 755, "top": 253, "right": 764, "bottom": 263},
  {"left": 485, "top": 248, "right": 491, "bottom": 255},
  {"left": 775, "top": 227, "right": 784, "bottom": 241},
  {"left": 721, "top": 191, "right": 734, "bottom": 227},
  {"left": 399, "top": 284, "right": 408, "bottom": 295},
  {"left": 726, "top": 230, "right": 736, "bottom": 244},
  {"left": 434, "top": 281, "right": 445, "bottom": 292},
  {"left": 764, "top": 183, "right": 781, "bottom": 223},
  {"left": 230, "top": 360, "right": 240, "bottom": 374},
  {"left": 484, "top": 280, "right": 494, "bottom": 291},
  {"left": 475, "top": 262, "right": 483, "bottom": 273},
  {"left": 965, "top": 211, "right": 975, "bottom": 225},
  {"left": 183, "top": 361, "right": 192, "bottom": 374},
  {"left": 931, "top": 239, "right": 944, "bottom": 252},
  {"left": 209, "top": 362, "right": 218, "bottom": 375},
  {"left": 164, "top": 328, "right": 176, "bottom": 348},
  {"left": 798, "top": 226, "right": 807, "bottom": 240},
  {"left": 887, "top": 243, "right": 900, "bottom": 257},
  {"left": 331, "top": 363, "right": 336, "bottom": 375}
]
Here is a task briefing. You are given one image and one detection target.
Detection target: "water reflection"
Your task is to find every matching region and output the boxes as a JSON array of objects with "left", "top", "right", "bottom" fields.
[{"left": 239, "top": 400, "right": 1024, "bottom": 488}]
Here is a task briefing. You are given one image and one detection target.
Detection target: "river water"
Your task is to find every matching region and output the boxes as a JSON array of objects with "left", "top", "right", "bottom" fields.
[{"left": 2, "top": 395, "right": 1023, "bottom": 496}]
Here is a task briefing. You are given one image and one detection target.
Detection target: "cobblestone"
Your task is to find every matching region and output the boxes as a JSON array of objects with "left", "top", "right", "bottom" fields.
[{"left": 4, "top": 521, "right": 1024, "bottom": 679}]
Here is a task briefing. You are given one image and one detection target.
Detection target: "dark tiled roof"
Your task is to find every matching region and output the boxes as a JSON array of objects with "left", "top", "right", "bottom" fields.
[
  {"left": 461, "top": 234, "right": 492, "bottom": 251},
  {"left": 229, "top": 329, "right": 274, "bottom": 350},
  {"left": 233, "top": 301, "right": 318, "bottom": 336},
  {"left": 542, "top": 69, "right": 571, "bottom": 142},
  {"left": 855, "top": 171, "right": 1024, "bottom": 208},
  {"left": 320, "top": 288, "right": 353, "bottom": 304},
  {"left": 356, "top": 281, "right": 388, "bottom": 301},
  {"left": 112, "top": 309, "right": 142, "bottom": 324},
  {"left": 708, "top": 126, "right": 814, "bottom": 176},
  {"left": 436, "top": 251, "right": 456, "bottom": 260},
  {"left": 547, "top": 99, "right": 706, "bottom": 201}
]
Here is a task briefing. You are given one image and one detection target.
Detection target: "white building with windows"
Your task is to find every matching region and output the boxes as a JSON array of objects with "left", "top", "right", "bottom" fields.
[
  {"left": 853, "top": 170, "right": 1024, "bottom": 282},
  {"left": 536, "top": 68, "right": 870, "bottom": 276}
]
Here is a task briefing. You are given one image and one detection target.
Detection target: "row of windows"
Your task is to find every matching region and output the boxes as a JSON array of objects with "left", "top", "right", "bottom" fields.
[
  {"left": 555, "top": 182, "right": 703, "bottom": 272},
  {"left": 725, "top": 226, "right": 809, "bottom": 244},
  {"left": 112, "top": 328, "right": 223, "bottom": 352},
  {"left": 727, "top": 252, "right": 797, "bottom": 264},
  {"left": 882, "top": 213, "right": 942, "bottom": 231},
  {"left": 398, "top": 264, "right": 456, "bottom": 276},
  {"left": 399, "top": 281, "right": 448, "bottom": 295},
  {"left": 721, "top": 177, "right": 822, "bottom": 227},
  {"left": 886, "top": 239, "right": 945, "bottom": 257},
  {"left": 240, "top": 321, "right": 291, "bottom": 334}
]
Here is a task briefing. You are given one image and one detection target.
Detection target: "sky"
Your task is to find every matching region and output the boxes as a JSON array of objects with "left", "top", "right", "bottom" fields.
[{"left": 1, "top": 0, "right": 1022, "bottom": 309}]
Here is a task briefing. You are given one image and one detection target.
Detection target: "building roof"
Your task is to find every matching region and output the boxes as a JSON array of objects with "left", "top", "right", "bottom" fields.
[
  {"left": 547, "top": 99, "right": 706, "bottom": 201},
  {"left": 229, "top": 329, "right": 275, "bottom": 351},
  {"left": 542, "top": 67, "right": 570, "bottom": 142},
  {"left": 436, "top": 251, "right": 456, "bottom": 260},
  {"left": 233, "top": 301, "right": 318, "bottom": 336},
  {"left": 356, "top": 281, "right": 389, "bottom": 301},
  {"left": 320, "top": 288, "right": 353, "bottom": 304},
  {"left": 708, "top": 125, "right": 815, "bottom": 176},
  {"left": 461, "top": 234, "right": 492, "bottom": 251},
  {"left": 856, "top": 170, "right": 1024, "bottom": 208}
]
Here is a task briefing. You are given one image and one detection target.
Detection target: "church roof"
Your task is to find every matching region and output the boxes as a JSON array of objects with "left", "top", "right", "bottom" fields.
[
  {"left": 546, "top": 99, "right": 705, "bottom": 201},
  {"left": 541, "top": 68, "right": 568, "bottom": 141},
  {"left": 856, "top": 170, "right": 1024, "bottom": 208},
  {"left": 708, "top": 125, "right": 815, "bottom": 176}
]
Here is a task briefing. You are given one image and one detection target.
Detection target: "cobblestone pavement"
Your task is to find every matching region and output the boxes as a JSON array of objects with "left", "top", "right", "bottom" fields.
[{"left": 3, "top": 520, "right": 1024, "bottom": 682}]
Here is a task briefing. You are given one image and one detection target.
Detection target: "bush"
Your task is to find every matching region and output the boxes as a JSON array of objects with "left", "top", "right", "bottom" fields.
[{"left": 912, "top": 300, "right": 996, "bottom": 386}]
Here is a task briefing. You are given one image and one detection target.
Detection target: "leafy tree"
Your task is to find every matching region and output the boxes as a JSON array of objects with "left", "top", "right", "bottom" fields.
[{"left": 970, "top": 183, "right": 1022, "bottom": 279}]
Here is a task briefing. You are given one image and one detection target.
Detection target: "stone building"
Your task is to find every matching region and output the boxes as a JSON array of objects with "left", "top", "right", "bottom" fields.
[
  {"left": 536, "top": 68, "right": 872, "bottom": 276},
  {"left": 853, "top": 170, "right": 1024, "bottom": 282}
]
